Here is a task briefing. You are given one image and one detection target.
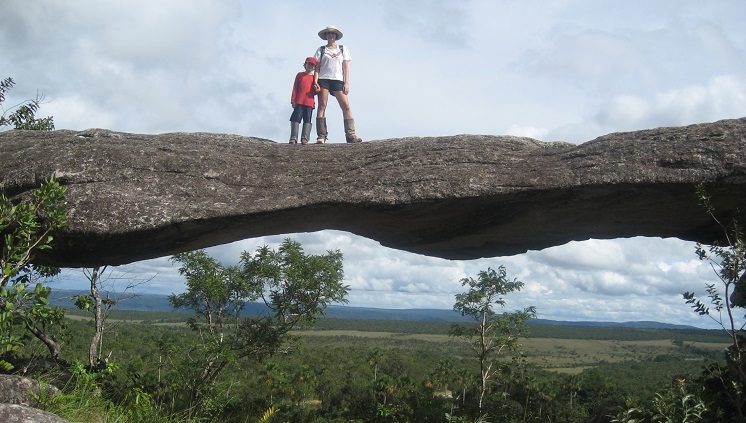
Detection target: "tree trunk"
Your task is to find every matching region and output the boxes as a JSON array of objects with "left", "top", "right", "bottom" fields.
[
  {"left": 26, "top": 323, "right": 60, "bottom": 360},
  {"left": 88, "top": 266, "right": 104, "bottom": 369},
  {"left": 478, "top": 308, "right": 488, "bottom": 412}
]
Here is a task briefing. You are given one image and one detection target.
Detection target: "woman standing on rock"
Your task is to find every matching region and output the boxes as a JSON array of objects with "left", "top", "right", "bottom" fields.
[{"left": 312, "top": 25, "right": 363, "bottom": 143}]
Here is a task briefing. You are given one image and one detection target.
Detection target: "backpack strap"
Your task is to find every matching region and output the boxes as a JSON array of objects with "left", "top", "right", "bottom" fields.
[{"left": 319, "top": 45, "right": 344, "bottom": 65}]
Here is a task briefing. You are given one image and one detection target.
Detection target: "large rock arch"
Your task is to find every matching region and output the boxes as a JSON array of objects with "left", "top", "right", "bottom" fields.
[{"left": 1, "top": 117, "right": 744, "bottom": 268}]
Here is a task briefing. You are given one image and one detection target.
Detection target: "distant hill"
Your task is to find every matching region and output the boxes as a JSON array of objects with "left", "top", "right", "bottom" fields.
[
  {"left": 49, "top": 289, "right": 698, "bottom": 330},
  {"left": 50, "top": 289, "right": 179, "bottom": 313},
  {"left": 530, "top": 319, "right": 696, "bottom": 330}
]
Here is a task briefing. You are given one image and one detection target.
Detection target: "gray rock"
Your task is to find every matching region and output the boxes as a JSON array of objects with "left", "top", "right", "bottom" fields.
[
  {"left": 0, "top": 404, "right": 69, "bottom": 423},
  {"left": 1, "top": 117, "right": 745, "bottom": 267},
  {"left": 0, "top": 375, "right": 60, "bottom": 407}
]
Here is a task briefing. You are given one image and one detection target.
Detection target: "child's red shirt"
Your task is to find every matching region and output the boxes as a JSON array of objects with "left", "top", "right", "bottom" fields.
[{"left": 291, "top": 72, "right": 315, "bottom": 108}]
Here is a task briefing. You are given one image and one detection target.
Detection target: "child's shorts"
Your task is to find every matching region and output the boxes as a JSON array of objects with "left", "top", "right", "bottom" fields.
[{"left": 290, "top": 105, "right": 313, "bottom": 123}]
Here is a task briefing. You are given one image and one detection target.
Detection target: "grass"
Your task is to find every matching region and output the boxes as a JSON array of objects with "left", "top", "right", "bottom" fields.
[
  {"left": 65, "top": 308, "right": 730, "bottom": 374},
  {"left": 298, "top": 329, "right": 729, "bottom": 373}
]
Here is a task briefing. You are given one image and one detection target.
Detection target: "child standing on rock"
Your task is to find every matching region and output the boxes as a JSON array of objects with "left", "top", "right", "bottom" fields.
[{"left": 289, "top": 56, "right": 317, "bottom": 145}]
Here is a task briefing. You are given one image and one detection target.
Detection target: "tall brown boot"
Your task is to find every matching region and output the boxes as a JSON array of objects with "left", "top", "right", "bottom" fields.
[
  {"left": 316, "top": 117, "right": 327, "bottom": 144},
  {"left": 344, "top": 118, "right": 362, "bottom": 143}
]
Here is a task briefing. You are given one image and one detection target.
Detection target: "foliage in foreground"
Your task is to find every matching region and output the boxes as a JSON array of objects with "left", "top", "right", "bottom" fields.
[
  {"left": 1, "top": 77, "right": 62, "bottom": 370},
  {"left": 1, "top": 176, "right": 67, "bottom": 370},
  {"left": 615, "top": 185, "right": 746, "bottom": 422},
  {"left": 167, "top": 239, "right": 349, "bottom": 417},
  {"left": 4, "top": 303, "right": 723, "bottom": 423}
]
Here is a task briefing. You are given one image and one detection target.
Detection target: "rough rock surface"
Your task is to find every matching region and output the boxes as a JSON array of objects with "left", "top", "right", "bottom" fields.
[
  {"left": 0, "top": 404, "right": 69, "bottom": 423},
  {"left": 1, "top": 118, "right": 745, "bottom": 268},
  {"left": 0, "top": 375, "right": 60, "bottom": 407},
  {"left": 0, "top": 375, "right": 65, "bottom": 423}
]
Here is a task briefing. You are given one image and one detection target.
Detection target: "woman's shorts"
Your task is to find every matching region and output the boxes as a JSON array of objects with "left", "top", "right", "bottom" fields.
[
  {"left": 318, "top": 79, "right": 345, "bottom": 93},
  {"left": 290, "top": 105, "right": 313, "bottom": 123}
]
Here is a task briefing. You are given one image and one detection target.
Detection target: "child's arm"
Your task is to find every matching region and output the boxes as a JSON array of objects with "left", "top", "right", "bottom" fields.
[{"left": 291, "top": 73, "right": 302, "bottom": 106}]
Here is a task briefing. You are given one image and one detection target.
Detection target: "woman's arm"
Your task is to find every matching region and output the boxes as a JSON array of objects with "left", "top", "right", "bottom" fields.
[
  {"left": 313, "top": 47, "right": 322, "bottom": 90},
  {"left": 342, "top": 60, "right": 350, "bottom": 95}
]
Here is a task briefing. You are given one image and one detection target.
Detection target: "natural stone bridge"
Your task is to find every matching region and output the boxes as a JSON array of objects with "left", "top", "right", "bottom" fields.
[{"left": 1, "top": 117, "right": 745, "bottom": 268}]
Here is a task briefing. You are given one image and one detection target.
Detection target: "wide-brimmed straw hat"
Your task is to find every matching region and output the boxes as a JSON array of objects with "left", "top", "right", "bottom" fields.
[{"left": 318, "top": 25, "right": 343, "bottom": 40}]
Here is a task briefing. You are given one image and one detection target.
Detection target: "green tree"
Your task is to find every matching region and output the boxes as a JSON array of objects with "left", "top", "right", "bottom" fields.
[
  {"left": 1, "top": 280, "right": 67, "bottom": 361},
  {"left": 168, "top": 238, "right": 348, "bottom": 409},
  {"left": 0, "top": 176, "right": 66, "bottom": 288},
  {"left": 0, "top": 176, "right": 67, "bottom": 370},
  {"left": 259, "top": 362, "right": 288, "bottom": 406},
  {"left": 0, "top": 77, "right": 55, "bottom": 130},
  {"left": 71, "top": 266, "right": 152, "bottom": 370},
  {"left": 612, "top": 380, "right": 708, "bottom": 423},
  {"left": 368, "top": 348, "right": 383, "bottom": 382},
  {"left": 681, "top": 185, "right": 746, "bottom": 420},
  {"left": 620, "top": 186, "right": 746, "bottom": 422},
  {"left": 72, "top": 266, "right": 115, "bottom": 369},
  {"left": 0, "top": 78, "right": 62, "bottom": 370},
  {"left": 168, "top": 249, "right": 252, "bottom": 407},
  {"left": 449, "top": 266, "right": 537, "bottom": 412},
  {"left": 431, "top": 358, "right": 454, "bottom": 397},
  {"left": 454, "top": 367, "right": 474, "bottom": 406}
]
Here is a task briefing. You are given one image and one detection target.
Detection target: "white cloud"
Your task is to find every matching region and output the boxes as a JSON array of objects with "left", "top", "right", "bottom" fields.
[
  {"left": 593, "top": 75, "right": 746, "bottom": 133},
  {"left": 506, "top": 125, "right": 549, "bottom": 140},
  {"left": 381, "top": 0, "right": 471, "bottom": 48},
  {"left": 51, "top": 231, "right": 726, "bottom": 328}
]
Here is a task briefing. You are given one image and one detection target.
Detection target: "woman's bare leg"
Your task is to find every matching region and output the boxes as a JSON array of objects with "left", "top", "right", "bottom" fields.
[
  {"left": 317, "top": 89, "right": 329, "bottom": 118},
  {"left": 334, "top": 91, "right": 353, "bottom": 119}
]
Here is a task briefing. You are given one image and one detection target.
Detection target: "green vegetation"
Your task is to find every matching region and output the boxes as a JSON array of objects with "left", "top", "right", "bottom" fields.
[
  {"left": 1, "top": 77, "right": 65, "bottom": 372},
  {"left": 8, "top": 279, "right": 733, "bottom": 421},
  {"left": 9, "top": 255, "right": 730, "bottom": 421},
  {"left": 1, "top": 176, "right": 67, "bottom": 370},
  {"left": 16, "top": 310, "right": 725, "bottom": 422},
  {"left": 449, "top": 265, "right": 536, "bottom": 412},
  {"left": 166, "top": 241, "right": 348, "bottom": 417},
  {"left": 71, "top": 266, "right": 126, "bottom": 370},
  {"left": 0, "top": 77, "right": 55, "bottom": 130},
  {"left": 612, "top": 185, "right": 746, "bottom": 422}
]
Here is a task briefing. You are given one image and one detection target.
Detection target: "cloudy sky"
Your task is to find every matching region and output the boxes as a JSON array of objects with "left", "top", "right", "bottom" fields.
[{"left": 2, "top": 1, "right": 745, "bottom": 328}]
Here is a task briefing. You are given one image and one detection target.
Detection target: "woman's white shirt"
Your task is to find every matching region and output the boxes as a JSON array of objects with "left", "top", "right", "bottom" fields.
[{"left": 314, "top": 46, "right": 351, "bottom": 81}]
